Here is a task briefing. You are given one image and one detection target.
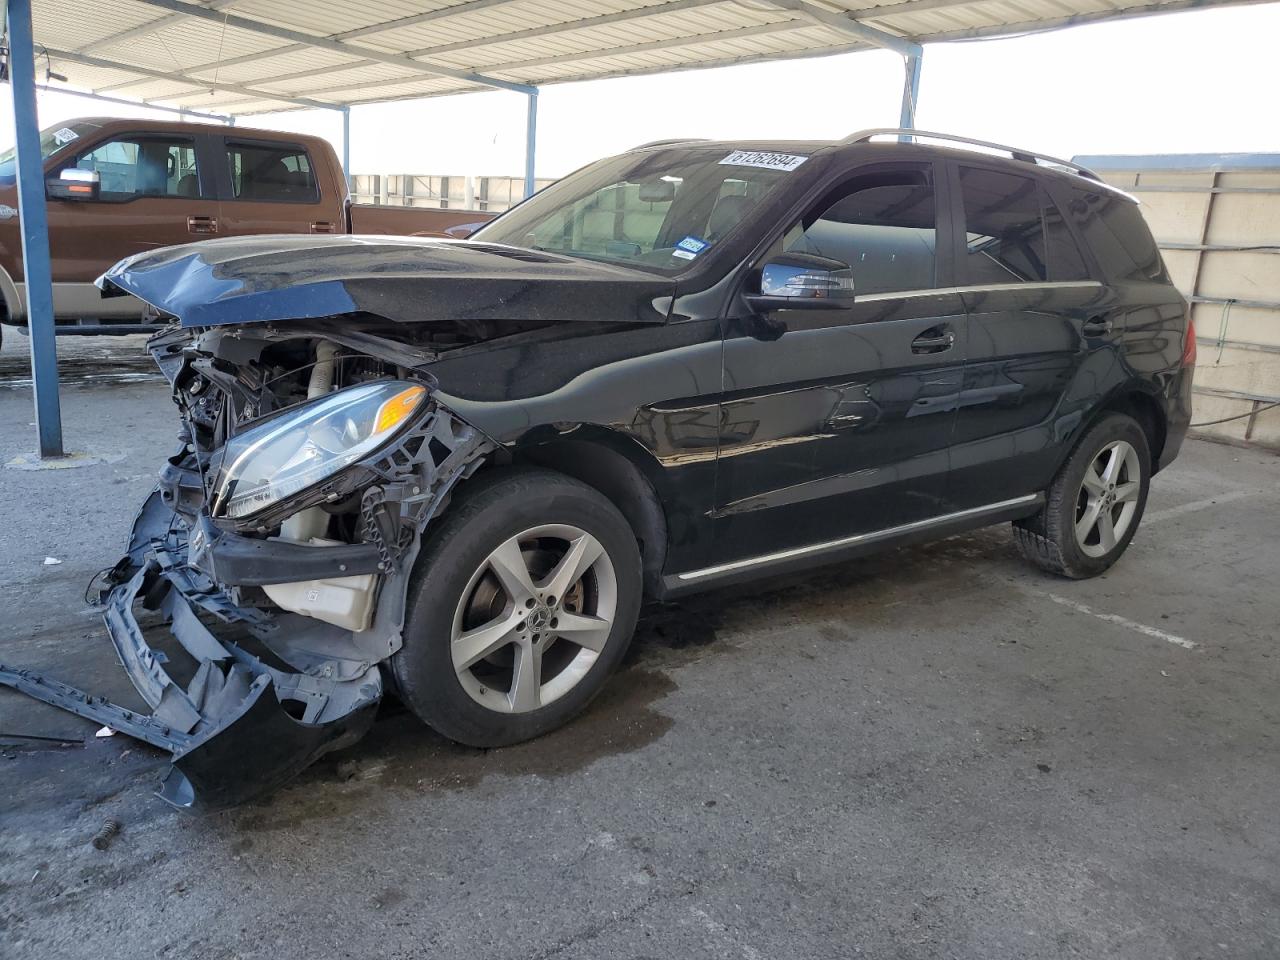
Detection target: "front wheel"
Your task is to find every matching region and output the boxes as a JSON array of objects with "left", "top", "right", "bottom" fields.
[
  {"left": 1014, "top": 413, "right": 1151, "bottom": 578},
  {"left": 393, "top": 468, "right": 642, "bottom": 748}
]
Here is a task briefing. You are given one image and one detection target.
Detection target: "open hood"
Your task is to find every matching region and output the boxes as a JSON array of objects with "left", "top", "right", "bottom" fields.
[{"left": 96, "top": 234, "right": 675, "bottom": 328}]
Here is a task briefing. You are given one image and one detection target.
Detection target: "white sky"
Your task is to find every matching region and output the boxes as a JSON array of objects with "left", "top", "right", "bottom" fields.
[{"left": 3, "top": 4, "right": 1278, "bottom": 179}]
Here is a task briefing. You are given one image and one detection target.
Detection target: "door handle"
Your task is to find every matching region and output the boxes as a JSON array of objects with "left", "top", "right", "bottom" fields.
[
  {"left": 187, "top": 215, "right": 218, "bottom": 234},
  {"left": 1083, "top": 316, "right": 1112, "bottom": 336},
  {"left": 911, "top": 329, "right": 956, "bottom": 354},
  {"left": 310, "top": 220, "right": 337, "bottom": 234}
]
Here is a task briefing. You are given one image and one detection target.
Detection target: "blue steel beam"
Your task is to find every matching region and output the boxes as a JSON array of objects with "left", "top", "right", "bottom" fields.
[
  {"left": 524, "top": 90, "right": 538, "bottom": 199},
  {"left": 7, "top": 0, "right": 64, "bottom": 457},
  {"left": 36, "top": 84, "right": 232, "bottom": 123}
]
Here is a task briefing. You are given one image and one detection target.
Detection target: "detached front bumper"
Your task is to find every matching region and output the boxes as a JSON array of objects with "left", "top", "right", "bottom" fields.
[
  {"left": 2, "top": 494, "right": 382, "bottom": 811},
  {"left": 1, "top": 385, "right": 492, "bottom": 810}
]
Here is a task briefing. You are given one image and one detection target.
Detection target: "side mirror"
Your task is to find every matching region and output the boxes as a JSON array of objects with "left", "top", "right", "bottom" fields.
[
  {"left": 46, "top": 168, "right": 100, "bottom": 201},
  {"left": 747, "top": 253, "right": 855, "bottom": 312}
]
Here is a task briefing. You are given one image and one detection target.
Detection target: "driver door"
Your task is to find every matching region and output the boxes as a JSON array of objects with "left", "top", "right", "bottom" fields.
[
  {"left": 46, "top": 132, "right": 218, "bottom": 285},
  {"left": 712, "top": 161, "right": 968, "bottom": 566}
]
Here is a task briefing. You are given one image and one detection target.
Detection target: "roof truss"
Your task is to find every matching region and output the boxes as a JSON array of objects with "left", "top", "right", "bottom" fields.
[{"left": 30, "top": 0, "right": 1269, "bottom": 115}]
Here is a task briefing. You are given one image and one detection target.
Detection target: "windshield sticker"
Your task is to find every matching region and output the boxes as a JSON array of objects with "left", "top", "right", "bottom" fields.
[
  {"left": 719, "top": 150, "right": 808, "bottom": 172},
  {"left": 672, "top": 235, "right": 709, "bottom": 260},
  {"left": 52, "top": 127, "right": 80, "bottom": 146}
]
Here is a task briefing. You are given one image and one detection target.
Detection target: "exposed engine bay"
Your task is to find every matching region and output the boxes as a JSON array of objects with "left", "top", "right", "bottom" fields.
[
  {"left": 3, "top": 320, "right": 505, "bottom": 809},
  {"left": 0, "top": 228, "right": 674, "bottom": 811}
]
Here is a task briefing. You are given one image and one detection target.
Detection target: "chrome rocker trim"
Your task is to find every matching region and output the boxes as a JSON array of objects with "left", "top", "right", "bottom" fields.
[{"left": 677, "top": 493, "right": 1042, "bottom": 583}]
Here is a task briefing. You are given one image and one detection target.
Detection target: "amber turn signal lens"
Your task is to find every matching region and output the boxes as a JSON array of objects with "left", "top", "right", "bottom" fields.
[{"left": 374, "top": 384, "right": 426, "bottom": 434}]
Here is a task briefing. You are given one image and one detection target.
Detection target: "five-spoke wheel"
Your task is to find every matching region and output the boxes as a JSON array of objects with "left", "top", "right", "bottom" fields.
[
  {"left": 452, "top": 524, "right": 618, "bottom": 714},
  {"left": 394, "top": 469, "right": 641, "bottom": 748},
  {"left": 1014, "top": 413, "right": 1151, "bottom": 578},
  {"left": 1074, "top": 439, "right": 1142, "bottom": 558}
]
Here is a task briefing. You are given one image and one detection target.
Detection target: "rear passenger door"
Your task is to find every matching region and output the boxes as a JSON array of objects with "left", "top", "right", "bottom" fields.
[
  {"left": 713, "top": 161, "right": 968, "bottom": 564},
  {"left": 215, "top": 138, "right": 336, "bottom": 236},
  {"left": 945, "top": 162, "right": 1114, "bottom": 510}
]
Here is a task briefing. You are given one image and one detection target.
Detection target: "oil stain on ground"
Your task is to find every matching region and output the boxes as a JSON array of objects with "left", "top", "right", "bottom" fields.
[{"left": 234, "top": 664, "right": 680, "bottom": 830}]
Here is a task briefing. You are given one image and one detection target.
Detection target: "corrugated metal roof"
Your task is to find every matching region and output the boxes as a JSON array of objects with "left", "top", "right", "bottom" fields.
[{"left": 33, "top": 0, "right": 1270, "bottom": 115}]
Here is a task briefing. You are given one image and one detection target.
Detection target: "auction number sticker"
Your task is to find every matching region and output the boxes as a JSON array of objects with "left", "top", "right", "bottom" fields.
[
  {"left": 672, "top": 235, "right": 710, "bottom": 260},
  {"left": 52, "top": 127, "right": 80, "bottom": 146},
  {"left": 719, "top": 150, "right": 808, "bottom": 172}
]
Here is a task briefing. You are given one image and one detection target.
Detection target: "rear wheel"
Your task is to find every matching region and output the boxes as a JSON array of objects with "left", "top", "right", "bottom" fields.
[
  {"left": 393, "top": 469, "right": 642, "bottom": 748},
  {"left": 1014, "top": 413, "right": 1151, "bottom": 578}
]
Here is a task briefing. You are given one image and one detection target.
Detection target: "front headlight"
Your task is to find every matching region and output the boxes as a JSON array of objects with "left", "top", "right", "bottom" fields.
[{"left": 212, "top": 380, "right": 427, "bottom": 520}]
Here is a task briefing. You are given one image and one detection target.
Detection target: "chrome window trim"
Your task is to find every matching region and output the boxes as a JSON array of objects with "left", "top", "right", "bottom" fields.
[
  {"left": 854, "top": 280, "right": 1102, "bottom": 303},
  {"left": 676, "top": 494, "right": 1041, "bottom": 582}
]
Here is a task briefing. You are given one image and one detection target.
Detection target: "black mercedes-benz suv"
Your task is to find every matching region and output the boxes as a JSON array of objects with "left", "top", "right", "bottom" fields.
[{"left": 2, "top": 129, "right": 1194, "bottom": 808}]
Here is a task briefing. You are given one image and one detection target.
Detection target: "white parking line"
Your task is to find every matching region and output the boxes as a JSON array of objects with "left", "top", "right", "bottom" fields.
[
  {"left": 1044, "top": 593, "right": 1197, "bottom": 650},
  {"left": 1143, "top": 488, "right": 1260, "bottom": 525}
]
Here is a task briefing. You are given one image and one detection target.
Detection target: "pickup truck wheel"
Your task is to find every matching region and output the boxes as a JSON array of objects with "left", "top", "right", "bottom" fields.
[
  {"left": 1013, "top": 413, "right": 1151, "bottom": 579},
  {"left": 393, "top": 469, "right": 642, "bottom": 748}
]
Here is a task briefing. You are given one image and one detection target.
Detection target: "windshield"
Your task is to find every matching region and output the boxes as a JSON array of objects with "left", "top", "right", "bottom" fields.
[
  {"left": 0, "top": 120, "right": 105, "bottom": 182},
  {"left": 472, "top": 146, "right": 813, "bottom": 273}
]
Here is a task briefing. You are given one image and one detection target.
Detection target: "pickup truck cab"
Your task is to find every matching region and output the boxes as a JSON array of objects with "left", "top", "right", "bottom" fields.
[{"left": 0, "top": 116, "right": 492, "bottom": 340}]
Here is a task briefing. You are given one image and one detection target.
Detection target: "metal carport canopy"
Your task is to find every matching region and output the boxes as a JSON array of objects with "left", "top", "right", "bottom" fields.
[
  {"left": 5, "top": 0, "right": 1270, "bottom": 459},
  {"left": 31, "top": 0, "right": 1274, "bottom": 129}
]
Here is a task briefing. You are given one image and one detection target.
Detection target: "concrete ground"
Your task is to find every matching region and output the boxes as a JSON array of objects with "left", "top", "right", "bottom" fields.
[{"left": 1, "top": 331, "right": 1278, "bottom": 960}]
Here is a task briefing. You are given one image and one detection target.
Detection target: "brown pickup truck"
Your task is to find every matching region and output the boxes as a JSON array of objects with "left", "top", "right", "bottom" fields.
[{"left": 0, "top": 116, "right": 494, "bottom": 341}]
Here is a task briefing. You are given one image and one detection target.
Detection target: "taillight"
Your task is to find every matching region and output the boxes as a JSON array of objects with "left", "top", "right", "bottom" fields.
[{"left": 1182, "top": 315, "right": 1197, "bottom": 366}]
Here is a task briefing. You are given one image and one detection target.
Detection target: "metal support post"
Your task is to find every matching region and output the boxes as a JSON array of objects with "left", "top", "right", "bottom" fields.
[
  {"left": 7, "top": 0, "right": 64, "bottom": 457},
  {"left": 899, "top": 51, "right": 923, "bottom": 133},
  {"left": 524, "top": 89, "right": 539, "bottom": 199},
  {"left": 340, "top": 105, "right": 351, "bottom": 191}
]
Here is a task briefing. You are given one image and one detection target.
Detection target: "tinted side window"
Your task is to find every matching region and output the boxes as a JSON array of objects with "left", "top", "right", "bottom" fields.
[
  {"left": 784, "top": 168, "right": 936, "bottom": 295},
  {"left": 1043, "top": 196, "right": 1091, "bottom": 281},
  {"left": 958, "top": 166, "right": 1047, "bottom": 283},
  {"left": 71, "top": 137, "right": 199, "bottom": 200},
  {"left": 226, "top": 142, "right": 318, "bottom": 202},
  {"left": 1065, "top": 190, "right": 1165, "bottom": 282}
]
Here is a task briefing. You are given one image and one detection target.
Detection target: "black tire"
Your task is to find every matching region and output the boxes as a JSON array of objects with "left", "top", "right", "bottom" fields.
[
  {"left": 1014, "top": 412, "right": 1151, "bottom": 579},
  {"left": 392, "top": 467, "right": 642, "bottom": 748}
]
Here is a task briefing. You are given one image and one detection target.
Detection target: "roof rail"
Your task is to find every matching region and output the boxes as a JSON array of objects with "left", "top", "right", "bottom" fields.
[
  {"left": 843, "top": 128, "right": 1103, "bottom": 182},
  {"left": 631, "top": 137, "right": 710, "bottom": 150}
]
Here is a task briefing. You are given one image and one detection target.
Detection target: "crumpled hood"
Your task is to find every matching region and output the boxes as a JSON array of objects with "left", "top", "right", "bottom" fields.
[{"left": 96, "top": 233, "right": 675, "bottom": 327}]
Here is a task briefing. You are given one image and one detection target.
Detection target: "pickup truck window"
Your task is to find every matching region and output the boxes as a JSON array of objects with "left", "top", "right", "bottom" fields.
[
  {"left": 69, "top": 137, "right": 200, "bottom": 201},
  {"left": 0, "top": 119, "right": 107, "bottom": 182},
  {"left": 226, "top": 141, "right": 318, "bottom": 203},
  {"left": 472, "top": 147, "right": 798, "bottom": 274}
]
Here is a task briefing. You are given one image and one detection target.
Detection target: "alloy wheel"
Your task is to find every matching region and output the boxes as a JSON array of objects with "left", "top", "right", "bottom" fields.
[
  {"left": 1074, "top": 439, "right": 1141, "bottom": 558},
  {"left": 450, "top": 524, "right": 618, "bottom": 713}
]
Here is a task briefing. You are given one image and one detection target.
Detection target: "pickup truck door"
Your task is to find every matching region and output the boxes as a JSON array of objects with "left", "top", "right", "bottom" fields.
[
  {"left": 709, "top": 161, "right": 967, "bottom": 568},
  {"left": 213, "top": 137, "right": 342, "bottom": 237},
  {"left": 47, "top": 132, "right": 219, "bottom": 284}
]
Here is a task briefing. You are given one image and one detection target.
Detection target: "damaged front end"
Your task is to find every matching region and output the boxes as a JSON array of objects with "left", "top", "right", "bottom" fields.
[{"left": 3, "top": 321, "right": 494, "bottom": 809}]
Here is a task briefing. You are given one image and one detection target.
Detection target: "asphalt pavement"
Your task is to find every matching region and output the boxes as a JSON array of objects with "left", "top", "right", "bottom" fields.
[{"left": 2, "top": 330, "right": 1278, "bottom": 960}]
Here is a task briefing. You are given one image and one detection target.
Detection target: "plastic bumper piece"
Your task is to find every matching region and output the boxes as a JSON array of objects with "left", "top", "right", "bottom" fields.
[{"left": 1, "top": 544, "right": 381, "bottom": 811}]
